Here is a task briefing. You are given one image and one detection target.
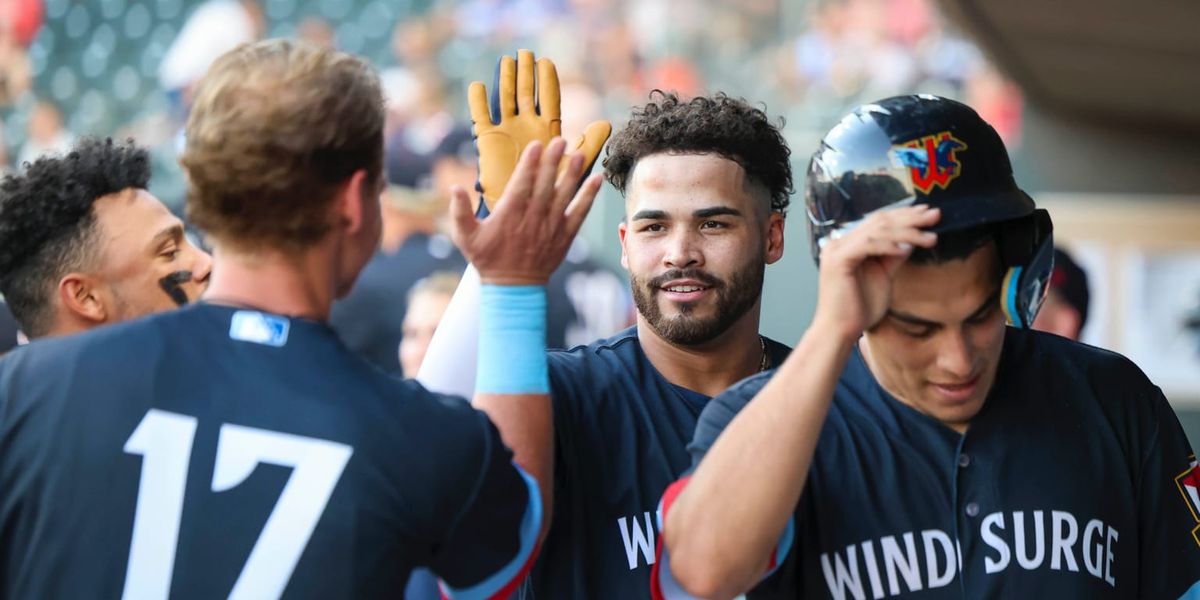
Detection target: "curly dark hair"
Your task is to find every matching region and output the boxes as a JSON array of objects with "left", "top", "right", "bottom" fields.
[
  {"left": 603, "top": 91, "right": 793, "bottom": 214},
  {"left": 0, "top": 137, "right": 151, "bottom": 337}
]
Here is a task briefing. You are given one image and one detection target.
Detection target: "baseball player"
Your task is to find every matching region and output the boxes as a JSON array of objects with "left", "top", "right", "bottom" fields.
[
  {"left": 418, "top": 50, "right": 794, "bottom": 597},
  {"left": 654, "top": 95, "right": 1200, "bottom": 599},
  {"left": 1032, "top": 247, "right": 1090, "bottom": 341},
  {"left": 0, "top": 137, "right": 212, "bottom": 339},
  {"left": 0, "top": 39, "right": 599, "bottom": 598}
]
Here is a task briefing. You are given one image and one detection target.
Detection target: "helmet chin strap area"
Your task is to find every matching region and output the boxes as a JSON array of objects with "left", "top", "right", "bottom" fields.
[{"left": 158, "top": 271, "right": 194, "bottom": 306}]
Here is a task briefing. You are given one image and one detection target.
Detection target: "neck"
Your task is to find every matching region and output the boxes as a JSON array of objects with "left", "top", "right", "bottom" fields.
[
  {"left": 203, "top": 241, "right": 342, "bottom": 321},
  {"left": 637, "top": 304, "right": 765, "bottom": 398}
]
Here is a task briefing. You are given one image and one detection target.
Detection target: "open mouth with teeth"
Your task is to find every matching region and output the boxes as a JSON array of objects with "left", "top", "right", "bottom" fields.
[{"left": 659, "top": 283, "right": 712, "bottom": 303}]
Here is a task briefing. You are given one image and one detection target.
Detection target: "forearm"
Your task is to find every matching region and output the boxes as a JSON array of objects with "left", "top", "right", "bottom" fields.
[
  {"left": 416, "top": 265, "right": 480, "bottom": 398},
  {"left": 664, "top": 318, "right": 857, "bottom": 598},
  {"left": 472, "top": 283, "right": 555, "bottom": 541},
  {"left": 473, "top": 393, "right": 554, "bottom": 538}
]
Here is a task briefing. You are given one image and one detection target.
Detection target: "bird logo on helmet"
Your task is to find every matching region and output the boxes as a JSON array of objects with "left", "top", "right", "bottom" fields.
[
  {"left": 805, "top": 94, "right": 1055, "bottom": 329},
  {"left": 890, "top": 132, "right": 969, "bottom": 194}
]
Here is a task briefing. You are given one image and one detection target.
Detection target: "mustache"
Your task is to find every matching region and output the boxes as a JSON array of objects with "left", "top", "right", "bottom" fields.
[{"left": 647, "top": 269, "right": 723, "bottom": 290}]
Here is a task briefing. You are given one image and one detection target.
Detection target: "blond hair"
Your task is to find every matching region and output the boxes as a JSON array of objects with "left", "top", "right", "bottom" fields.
[{"left": 182, "top": 39, "right": 385, "bottom": 250}]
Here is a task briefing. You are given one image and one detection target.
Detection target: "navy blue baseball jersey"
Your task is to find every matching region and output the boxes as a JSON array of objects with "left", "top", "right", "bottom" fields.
[
  {"left": 521, "top": 326, "right": 790, "bottom": 598},
  {"left": 0, "top": 303, "right": 539, "bottom": 599},
  {"left": 658, "top": 328, "right": 1200, "bottom": 599}
]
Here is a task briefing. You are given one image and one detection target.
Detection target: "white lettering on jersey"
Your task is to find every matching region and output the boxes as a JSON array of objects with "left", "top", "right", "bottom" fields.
[
  {"left": 1050, "top": 511, "right": 1080, "bottom": 572},
  {"left": 817, "top": 510, "right": 1118, "bottom": 599},
  {"left": 1013, "top": 510, "right": 1046, "bottom": 570},
  {"left": 921, "top": 529, "right": 956, "bottom": 589},
  {"left": 880, "top": 533, "right": 922, "bottom": 595},
  {"left": 617, "top": 511, "right": 658, "bottom": 570},
  {"left": 820, "top": 544, "right": 866, "bottom": 600}
]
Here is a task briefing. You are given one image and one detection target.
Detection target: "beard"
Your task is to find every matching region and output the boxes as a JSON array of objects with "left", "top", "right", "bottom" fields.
[{"left": 631, "top": 252, "right": 765, "bottom": 346}]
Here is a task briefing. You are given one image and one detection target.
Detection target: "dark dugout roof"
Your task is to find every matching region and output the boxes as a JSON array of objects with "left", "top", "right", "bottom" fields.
[{"left": 937, "top": 0, "right": 1200, "bottom": 134}]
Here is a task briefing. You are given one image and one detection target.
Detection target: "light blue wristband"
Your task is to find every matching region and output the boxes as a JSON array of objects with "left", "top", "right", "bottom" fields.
[{"left": 477, "top": 284, "right": 549, "bottom": 394}]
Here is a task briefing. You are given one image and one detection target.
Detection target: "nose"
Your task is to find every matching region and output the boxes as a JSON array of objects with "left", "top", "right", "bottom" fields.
[
  {"left": 662, "top": 229, "right": 703, "bottom": 270},
  {"left": 935, "top": 329, "right": 975, "bottom": 379},
  {"left": 190, "top": 244, "right": 213, "bottom": 284}
]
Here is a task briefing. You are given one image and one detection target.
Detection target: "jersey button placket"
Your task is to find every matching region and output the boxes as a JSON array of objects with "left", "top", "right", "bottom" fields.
[
  {"left": 958, "top": 453, "right": 971, "bottom": 468},
  {"left": 964, "top": 502, "right": 980, "bottom": 517}
]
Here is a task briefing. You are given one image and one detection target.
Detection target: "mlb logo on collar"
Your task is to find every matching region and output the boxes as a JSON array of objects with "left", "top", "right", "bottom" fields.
[{"left": 229, "top": 310, "right": 290, "bottom": 347}]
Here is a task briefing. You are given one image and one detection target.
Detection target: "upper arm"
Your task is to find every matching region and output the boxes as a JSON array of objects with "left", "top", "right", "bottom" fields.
[
  {"left": 1136, "top": 387, "right": 1200, "bottom": 598},
  {"left": 428, "top": 410, "right": 542, "bottom": 599}
]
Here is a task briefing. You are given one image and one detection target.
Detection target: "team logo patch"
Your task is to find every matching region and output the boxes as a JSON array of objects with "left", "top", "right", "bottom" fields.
[
  {"left": 1175, "top": 456, "right": 1200, "bottom": 548},
  {"left": 891, "top": 131, "right": 968, "bottom": 194},
  {"left": 229, "top": 310, "right": 290, "bottom": 347}
]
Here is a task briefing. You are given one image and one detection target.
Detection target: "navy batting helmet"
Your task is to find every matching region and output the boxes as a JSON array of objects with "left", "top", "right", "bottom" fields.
[{"left": 805, "top": 94, "right": 1053, "bottom": 328}]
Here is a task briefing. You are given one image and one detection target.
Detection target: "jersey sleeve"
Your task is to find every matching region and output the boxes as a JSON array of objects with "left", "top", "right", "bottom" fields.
[
  {"left": 426, "top": 404, "right": 542, "bottom": 599},
  {"left": 1136, "top": 386, "right": 1200, "bottom": 598},
  {"left": 651, "top": 371, "right": 795, "bottom": 599}
]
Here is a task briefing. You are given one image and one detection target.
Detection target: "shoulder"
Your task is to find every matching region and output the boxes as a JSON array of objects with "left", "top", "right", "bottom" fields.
[
  {"left": 547, "top": 326, "right": 641, "bottom": 374},
  {"left": 1007, "top": 328, "right": 1157, "bottom": 397},
  {"left": 690, "top": 370, "right": 777, "bottom": 457}
]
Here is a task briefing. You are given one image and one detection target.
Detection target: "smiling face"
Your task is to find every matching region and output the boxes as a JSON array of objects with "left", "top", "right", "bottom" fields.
[
  {"left": 618, "top": 152, "right": 784, "bottom": 346},
  {"left": 91, "top": 188, "right": 212, "bottom": 319},
  {"left": 860, "top": 242, "right": 1007, "bottom": 432}
]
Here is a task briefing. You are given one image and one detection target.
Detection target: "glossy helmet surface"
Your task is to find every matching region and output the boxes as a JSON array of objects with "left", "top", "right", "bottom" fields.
[{"left": 804, "top": 95, "right": 1054, "bottom": 328}]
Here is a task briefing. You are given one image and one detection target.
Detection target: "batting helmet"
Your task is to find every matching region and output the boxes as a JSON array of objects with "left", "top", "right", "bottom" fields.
[{"left": 805, "top": 94, "right": 1053, "bottom": 328}]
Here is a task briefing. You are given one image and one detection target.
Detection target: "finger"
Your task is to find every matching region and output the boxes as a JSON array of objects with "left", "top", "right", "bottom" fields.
[
  {"left": 577, "top": 120, "right": 612, "bottom": 170},
  {"left": 497, "top": 54, "right": 517, "bottom": 118},
  {"left": 537, "top": 57, "right": 561, "bottom": 120},
  {"left": 532, "top": 138, "right": 568, "bottom": 211},
  {"left": 563, "top": 173, "right": 604, "bottom": 236},
  {"left": 448, "top": 185, "right": 479, "bottom": 249},
  {"left": 517, "top": 49, "right": 537, "bottom": 115},
  {"left": 494, "top": 141, "right": 544, "bottom": 215},
  {"left": 555, "top": 150, "right": 585, "bottom": 188},
  {"left": 468, "top": 81, "right": 493, "bottom": 127}
]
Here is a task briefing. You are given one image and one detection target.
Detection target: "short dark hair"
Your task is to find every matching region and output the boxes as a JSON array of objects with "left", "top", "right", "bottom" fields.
[
  {"left": 909, "top": 223, "right": 1001, "bottom": 284},
  {"left": 603, "top": 91, "right": 793, "bottom": 214},
  {"left": 0, "top": 137, "right": 150, "bottom": 336}
]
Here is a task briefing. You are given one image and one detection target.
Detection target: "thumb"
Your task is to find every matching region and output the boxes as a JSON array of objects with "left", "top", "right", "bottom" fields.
[
  {"left": 577, "top": 120, "right": 612, "bottom": 171},
  {"left": 448, "top": 185, "right": 480, "bottom": 249}
]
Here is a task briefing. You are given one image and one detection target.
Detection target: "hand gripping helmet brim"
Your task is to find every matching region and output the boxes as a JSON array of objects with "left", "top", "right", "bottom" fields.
[{"left": 804, "top": 95, "right": 1054, "bottom": 328}]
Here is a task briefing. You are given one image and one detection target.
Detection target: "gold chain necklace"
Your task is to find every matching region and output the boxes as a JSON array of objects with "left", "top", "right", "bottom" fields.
[{"left": 758, "top": 335, "right": 770, "bottom": 372}]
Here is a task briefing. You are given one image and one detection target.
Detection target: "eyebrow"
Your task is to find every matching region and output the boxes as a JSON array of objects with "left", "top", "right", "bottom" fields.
[
  {"left": 147, "top": 223, "right": 185, "bottom": 253},
  {"left": 630, "top": 206, "right": 744, "bottom": 221},
  {"left": 887, "top": 288, "right": 1000, "bottom": 329},
  {"left": 694, "top": 206, "right": 742, "bottom": 219}
]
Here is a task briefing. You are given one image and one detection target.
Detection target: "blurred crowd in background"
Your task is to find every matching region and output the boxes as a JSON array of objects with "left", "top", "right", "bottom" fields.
[{"left": 0, "top": 0, "right": 1022, "bottom": 374}]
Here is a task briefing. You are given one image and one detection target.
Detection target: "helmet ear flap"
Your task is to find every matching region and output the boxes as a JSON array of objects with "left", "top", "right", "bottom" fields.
[{"left": 998, "top": 209, "right": 1054, "bottom": 328}]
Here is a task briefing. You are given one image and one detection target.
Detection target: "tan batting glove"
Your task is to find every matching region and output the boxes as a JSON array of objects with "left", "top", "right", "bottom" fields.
[{"left": 468, "top": 49, "right": 612, "bottom": 212}]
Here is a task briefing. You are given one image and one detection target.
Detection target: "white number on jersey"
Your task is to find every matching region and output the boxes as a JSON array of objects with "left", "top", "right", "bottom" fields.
[{"left": 121, "top": 409, "right": 354, "bottom": 599}]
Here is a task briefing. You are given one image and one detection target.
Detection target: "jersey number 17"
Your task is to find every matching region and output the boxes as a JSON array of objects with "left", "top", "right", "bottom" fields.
[{"left": 120, "top": 409, "right": 354, "bottom": 600}]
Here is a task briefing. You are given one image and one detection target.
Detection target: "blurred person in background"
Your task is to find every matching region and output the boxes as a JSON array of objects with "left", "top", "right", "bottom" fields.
[
  {"left": 0, "top": 138, "right": 210, "bottom": 340},
  {"left": 0, "top": 10, "right": 32, "bottom": 109},
  {"left": 399, "top": 272, "right": 461, "bottom": 381},
  {"left": 296, "top": 16, "right": 336, "bottom": 49},
  {"left": 329, "top": 139, "right": 465, "bottom": 375},
  {"left": 0, "top": 123, "right": 10, "bottom": 173},
  {"left": 1032, "top": 247, "right": 1091, "bottom": 341},
  {"left": 158, "top": 0, "right": 265, "bottom": 100},
  {"left": 15, "top": 101, "right": 72, "bottom": 165}
]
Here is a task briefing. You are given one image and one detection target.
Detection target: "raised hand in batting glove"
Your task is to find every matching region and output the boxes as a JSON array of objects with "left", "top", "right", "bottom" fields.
[
  {"left": 449, "top": 138, "right": 604, "bottom": 286},
  {"left": 468, "top": 49, "right": 612, "bottom": 212}
]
